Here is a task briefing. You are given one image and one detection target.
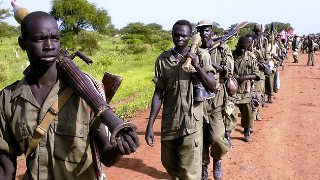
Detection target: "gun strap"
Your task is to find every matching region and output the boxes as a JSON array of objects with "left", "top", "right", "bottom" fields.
[{"left": 25, "top": 87, "right": 74, "bottom": 157}]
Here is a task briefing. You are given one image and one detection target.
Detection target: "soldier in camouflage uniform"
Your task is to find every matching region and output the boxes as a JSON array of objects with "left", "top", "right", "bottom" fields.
[
  {"left": 301, "top": 35, "right": 307, "bottom": 54},
  {"left": 246, "top": 34, "right": 267, "bottom": 121},
  {"left": 196, "top": 19, "right": 234, "bottom": 180},
  {"left": 306, "top": 34, "right": 315, "bottom": 66},
  {"left": 232, "top": 36, "right": 261, "bottom": 142},
  {"left": 146, "top": 20, "right": 216, "bottom": 180},
  {"left": 292, "top": 35, "right": 301, "bottom": 63},
  {"left": 264, "top": 34, "right": 280, "bottom": 103}
]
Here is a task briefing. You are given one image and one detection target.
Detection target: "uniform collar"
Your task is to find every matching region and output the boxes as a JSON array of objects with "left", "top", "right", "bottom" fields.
[{"left": 11, "top": 77, "right": 67, "bottom": 109}]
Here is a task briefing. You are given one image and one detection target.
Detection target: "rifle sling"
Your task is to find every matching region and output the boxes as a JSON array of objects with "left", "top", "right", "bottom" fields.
[{"left": 25, "top": 87, "right": 74, "bottom": 157}]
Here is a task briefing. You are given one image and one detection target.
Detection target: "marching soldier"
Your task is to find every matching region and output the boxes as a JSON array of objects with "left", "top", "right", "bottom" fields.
[
  {"left": 232, "top": 36, "right": 261, "bottom": 142},
  {"left": 196, "top": 19, "right": 234, "bottom": 180}
]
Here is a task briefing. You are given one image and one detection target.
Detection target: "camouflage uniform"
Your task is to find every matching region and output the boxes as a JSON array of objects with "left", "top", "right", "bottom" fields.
[
  {"left": 251, "top": 47, "right": 266, "bottom": 120},
  {"left": 265, "top": 42, "right": 279, "bottom": 102},
  {"left": 153, "top": 47, "right": 214, "bottom": 180},
  {"left": 292, "top": 36, "right": 301, "bottom": 63},
  {"left": 233, "top": 50, "right": 260, "bottom": 134},
  {"left": 307, "top": 38, "right": 315, "bottom": 66},
  {"left": 0, "top": 78, "right": 104, "bottom": 180},
  {"left": 202, "top": 43, "right": 233, "bottom": 167}
]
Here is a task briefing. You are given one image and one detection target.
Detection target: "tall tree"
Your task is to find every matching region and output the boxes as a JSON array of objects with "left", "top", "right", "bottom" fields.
[{"left": 50, "top": 0, "right": 112, "bottom": 35}]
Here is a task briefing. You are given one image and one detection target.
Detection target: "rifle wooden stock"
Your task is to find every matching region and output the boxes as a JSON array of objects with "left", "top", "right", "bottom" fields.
[
  {"left": 56, "top": 49, "right": 136, "bottom": 143},
  {"left": 182, "top": 33, "right": 202, "bottom": 72}
]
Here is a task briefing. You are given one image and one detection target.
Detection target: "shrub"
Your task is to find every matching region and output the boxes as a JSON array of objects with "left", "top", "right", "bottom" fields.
[{"left": 77, "top": 30, "right": 101, "bottom": 55}]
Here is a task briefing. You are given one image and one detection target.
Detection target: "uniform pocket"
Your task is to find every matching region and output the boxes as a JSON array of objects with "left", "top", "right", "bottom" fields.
[
  {"left": 163, "top": 69, "right": 176, "bottom": 91},
  {"left": 54, "top": 121, "right": 88, "bottom": 163}
]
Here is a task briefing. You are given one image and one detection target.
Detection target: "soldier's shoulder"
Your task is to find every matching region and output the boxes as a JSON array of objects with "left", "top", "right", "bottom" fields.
[
  {"left": 157, "top": 49, "right": 172, "bottom": 60},
  {"left": 0, "top": 80, "right": 21, "bottom": 98}
]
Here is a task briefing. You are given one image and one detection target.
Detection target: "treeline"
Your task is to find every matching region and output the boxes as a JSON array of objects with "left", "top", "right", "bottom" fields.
[{"left": 1, "top": 0, "right": 295, "bottom": 55}]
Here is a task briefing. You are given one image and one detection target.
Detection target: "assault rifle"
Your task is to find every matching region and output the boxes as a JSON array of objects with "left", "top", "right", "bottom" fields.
[{"left": 208, "top": 21, "right": 248, "bottom": 51}]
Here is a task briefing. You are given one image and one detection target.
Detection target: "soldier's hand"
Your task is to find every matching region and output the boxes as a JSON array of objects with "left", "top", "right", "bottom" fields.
[
  {"left": 116, "top": 129, "right": 140, "bottom": 155},
  {"left": 187, "top": 52, "right": 200, "bottom": 68},
  {"left": 145, "top": 127, "right": 155, "bottom": 147}
]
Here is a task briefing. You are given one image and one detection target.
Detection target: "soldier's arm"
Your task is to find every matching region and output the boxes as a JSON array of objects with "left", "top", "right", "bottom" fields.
[
  {"left": 94, "top": 127, "right": 123, "bottom": 167},
  {"left": 188, "top": 52, "right": 216, "bottom": 92},
  {"left": 145, "top": 88, "right": 163, "bottom": 147},
  {"left": 0, "top": 152, "right": 16, "bottom": 180}
]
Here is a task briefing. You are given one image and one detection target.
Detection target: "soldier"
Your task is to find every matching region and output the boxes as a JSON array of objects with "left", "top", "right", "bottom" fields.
[
  {"left": 265, "top": 34, "right": 280, "bottom": 103},
  {"left": 301, "top": 35, "right": 307, "bottom": 54},
  {"left": 246, "top": 34, "right": 267, "bottom": 121},
  {"left": 145, "top": 19, "right": 216, "bottom": 180},
  {"left": 0, "top": 11, "right": 139, "bottom": 180},
  {"left": 196, "top": 19, "right": 234, "bottom": 180},
  {"left": 292, "top": 35, "right": 301, "bottom": 63},
  {"left": 306, "top": 34, "right": 315, "bottom": 66},
  {"left": 232, "top": 36, "right": 261, "bottom": 142}
]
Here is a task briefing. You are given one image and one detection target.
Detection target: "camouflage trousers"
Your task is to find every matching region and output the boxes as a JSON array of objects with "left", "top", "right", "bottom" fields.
[
  {"left": 202, "top": 110, "right": 229, "bottom": 164},
  {"left": 307, "top": 52, "right": 314, "bottom": 65}
]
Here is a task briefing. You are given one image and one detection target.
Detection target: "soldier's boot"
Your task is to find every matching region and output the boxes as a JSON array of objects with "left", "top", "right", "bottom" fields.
[
  {"left": 256, "top": 109, "right": 262, "bottom": 121},
  {"left": 267, "top": 95, "right": 273, "bottom": 103},
  {"left": 213, "top": 160, "right": 223, "bottom": 180},
  {"left": 201, "top": 164, "right": 208, "bottom": 180},
  {"left": 244, "top": 128, "right": 251, "bottom": 142},
  {"left": 225, "top": 131, "right": 232, "bottom": 149},
  {"left": 261, "top": 95, "right": 267, "bottom": 107}
]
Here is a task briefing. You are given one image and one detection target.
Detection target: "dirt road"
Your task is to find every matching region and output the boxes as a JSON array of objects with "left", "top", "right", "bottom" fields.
[{"left": 16, "top": 52, "right": 320, "bottom": 180}]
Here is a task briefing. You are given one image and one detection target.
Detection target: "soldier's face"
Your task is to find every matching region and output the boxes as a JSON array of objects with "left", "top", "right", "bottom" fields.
[
  {"left": 20, "top": 16, "right": 61, "bottom": 68},
  {"left": 172, "top": 25, "right": 191, "bottom": 50},
  {"left": 198, "top": 26, "right": 213, "bottom": 42}
]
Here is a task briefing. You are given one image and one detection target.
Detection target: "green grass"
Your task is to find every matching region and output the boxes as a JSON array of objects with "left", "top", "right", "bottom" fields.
[{"left": 0, "top": 36, "right": 159, "bottom": 118}]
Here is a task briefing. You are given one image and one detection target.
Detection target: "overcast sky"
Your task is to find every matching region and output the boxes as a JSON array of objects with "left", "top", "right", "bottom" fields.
[{"left": 2, "top": 0, "right": 319, "bottom": 35}]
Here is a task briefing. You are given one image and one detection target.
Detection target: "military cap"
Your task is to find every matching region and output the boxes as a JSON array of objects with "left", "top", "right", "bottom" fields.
[{"left": 196, "top": 19, "right": 212, "bottom": 28}]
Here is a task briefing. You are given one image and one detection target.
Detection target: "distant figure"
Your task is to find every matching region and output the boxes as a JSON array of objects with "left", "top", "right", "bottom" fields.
[
  {"left": 292, "top": 35, "right": 301, "bottom": 63},
  {"left": 306, "top": 35, "right": 315, "bottom": 66}
]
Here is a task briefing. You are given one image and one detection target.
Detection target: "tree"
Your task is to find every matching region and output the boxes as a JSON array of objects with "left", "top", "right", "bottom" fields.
[
  {"left": 120, "top": 22, "right": 171, "bottom": 53},
  {"left": 228, "top": 22, "right": 258, "bottom": 37},
  {"left": 212, "top": 21, "right": 224, "bottom": 36},
  {"left": 264, "top": 22, "right": 294, "bottom": 34},
  {"left": 50, "top": 0, "right": 112, "bottom": 35},
  {"left": 0, "top": 2, "right": 17, "bottom": 38},
  {"left": 0, "top": 1, "right": 11, "bottom": 21}
]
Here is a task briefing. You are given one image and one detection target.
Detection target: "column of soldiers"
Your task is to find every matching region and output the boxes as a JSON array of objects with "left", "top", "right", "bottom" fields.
[
  {"left": 146, "top": 19, "right": 288, "bottom": 180},
  {"left": 196, "top": 20, "right": 287, "bottom": 179}
]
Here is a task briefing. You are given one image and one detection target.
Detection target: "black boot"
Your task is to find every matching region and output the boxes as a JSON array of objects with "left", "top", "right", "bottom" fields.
[
  {"left": 201, "top": 164, "right": 208, "bottom": 180},
  {"left": 244, "top": 128, "right": 251, "bottom": 142},
  {"left": 213, "top": 160, "right": 223, "bottom": 180}
]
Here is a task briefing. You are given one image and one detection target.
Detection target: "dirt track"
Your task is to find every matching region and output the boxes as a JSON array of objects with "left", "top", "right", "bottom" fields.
[{"left": 16, "top": 52, "right": 320, "bottom": 180}]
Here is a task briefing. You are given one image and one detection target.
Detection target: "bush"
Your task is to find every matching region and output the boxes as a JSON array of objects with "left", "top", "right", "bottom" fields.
[
  {"left": 77, "top": 30, "right": 101, "bottom": 55},
  {"left": 122, "top": 43, "right": 152, "bottom": 54},
  {"left": 60, "top": 31, "right": 77, "bottom": 50}
]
